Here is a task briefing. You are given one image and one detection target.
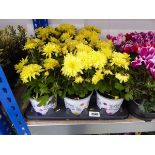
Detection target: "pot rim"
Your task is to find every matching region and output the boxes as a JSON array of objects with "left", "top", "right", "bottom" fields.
[
  {"left": 96, "top": 91, "right": 124, "bottom": 101},
  {"left": 30, "top": 95, "right": 54, "bottom": 101},
  {"left": 65, "top": 92, "right": 93, "bottom": 101}
]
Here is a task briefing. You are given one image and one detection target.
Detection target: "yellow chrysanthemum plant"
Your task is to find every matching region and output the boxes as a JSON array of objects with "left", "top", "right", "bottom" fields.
[
  {"left": 60, "top": 39, "right": 132, "bottom": 100},
  {"left": 94, "top": 51, "right": 133, "bottom": 101},
  {"left": 15, "top": 55, "right": 60, "bottom": 107},
  {"left": 59, "top": 40, "right": 113, "bottom": 98},
  {"left": 60, "top": 52, "right": 93, "bottom": 98},
  {"left": 15, "top": 29, "right": 64, "bottom": 109}
]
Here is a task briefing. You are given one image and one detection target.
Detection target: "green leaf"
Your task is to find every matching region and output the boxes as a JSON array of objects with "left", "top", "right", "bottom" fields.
[
  {"left": 150, "top": 106, "right": 155, "bottom": 112},
  {"left": 46, "top": 75, "right": 55, "bottom": 83},
  {"left": 115, "top": 82, "right": 125, "bottom": 91},
  {"left": 139, "top": 104, "right": 145, "bottom": 112},
  {"left": 86, "top": 83, "right": 94, "bottom": 91},
  {"left": 79, "top": 93, "right": 85, "bottom": 98},
  {"left": 68, "top": 87, "right": 74, "bottom": 95},
  {"left": 21, "top": 89, "right": 32, "bottom": 102},
  {"left": 37, "top": 95, "right": 49, "bottom": 106},
  {"left": 38, "top": 83, "right": 49, "bottom": 95},
  {"left": 99, "top": 89, "right": 105, "bottom": 94},
  {"left": 125, "top": 86, "right": 129, "bottom": 92},
  {"left": 94, "top": 81, "right": 107, "bottom": 92},
  {"left": 124, "top": 92, "right": 133, "bottom": 101}
]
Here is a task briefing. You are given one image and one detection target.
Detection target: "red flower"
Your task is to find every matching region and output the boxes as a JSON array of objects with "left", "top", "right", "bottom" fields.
[
  {"left": 131, "top": 43, "right": 138, "bottom": 52},
  {"left": 123, "top": 46, "right": 131, "bottom": 53},
  {"left": 125, "top": 33, "right": 132, "bottom": 41}
]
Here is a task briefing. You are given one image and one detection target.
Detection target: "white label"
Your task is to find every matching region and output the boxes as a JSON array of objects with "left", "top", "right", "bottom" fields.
[{"left": 89, "top": 111, "right": 100, "bottom": 117}]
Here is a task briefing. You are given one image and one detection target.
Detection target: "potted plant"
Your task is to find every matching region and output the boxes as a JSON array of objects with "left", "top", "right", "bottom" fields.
[
  {"left": 15, "top": 55, "right": 61, "bottom": 115},
  {"left": 0, "top": 25, "right": 27, "bottom": 88},
  {"left": 15, "top": 27, "right": 62, "bottom": 115},
  {"left": 107, "top": 31, "right": 155, "bottom": 119},
  {"left": 94, "top": 50, "right": 132, "bottom": 115},
  {"left": 59, "top": 46, "right": 95, "bottom": 115},
  {"left": 128, "top": 46, "right": 155, "bottom": 120},
  {"left": 56, "top": 25, "right": 107, "bottom": 115}
]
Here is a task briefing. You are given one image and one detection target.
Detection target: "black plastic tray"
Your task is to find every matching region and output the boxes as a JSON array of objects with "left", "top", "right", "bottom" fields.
[
  {"left": 127, "top": 101, "right": 155, "bottom": 122},
  {"left": 25, "top": 93, "right": 129, "bottom": 120}
]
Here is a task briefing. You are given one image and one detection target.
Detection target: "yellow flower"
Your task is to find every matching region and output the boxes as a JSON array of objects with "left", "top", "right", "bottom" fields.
[
  {"left": 89, "top": 31, "right": 100, "bottom": 44},
  {"left": 67, "top": 40, "right": 79, "bottom": 52},
  {"left": 62, "top": 45, "right": 69, "bottom": 55},
  {"left": 77, "top": 29, "right": 100, "bottom": 45},
  {"left": 62, "top": 53, "right": 83, "bottom": 77},
  {"left": 91, "top": 51, "right": 107, "bottom": 69},
  {"left": 115, "top": 73, "right": 130, "bottom": 83},
  {"left": 111, "top": 52, "right": 130, "bottom": 70},
  {"left": 56, "top": 24, "right": 76, "bottom": 35},
  {"left": 114, "top": 96, "right": 119, "bottom": 99},
  {"left": 15, "top": 57, "right": 28, "bottom": 73},
  {"left": 44, "top": 71, "right": 49, "bottom": 77},
  {"left": 75, "top": 34, "right": 88, "bottom": 44},
  {"left": 92, "top": 70, "right": 104, "bottom": 84},
  {"left": 76, "top": 43, "right": 93, "bottom": 53},
  {"left": 60, "top": 33, "right": 71, "bottom": 42},
  {"left": 43, "top": 58, "right": 59, "bottom": 70},
  {"left": 83, "top": 25, "right": 101, "bottom": 34},
  {"left": 76, "top": 50, "right": 92, "bottom": 70},
  {"left": 24, "top": 39, "right": 37, "bottom": 50},
  {"left": 24, "top": 38, "right": 44, "bottom": 51},
  {"left": 42, "top": 43, "right": 61, "bottom": 57},
  {"left": 35, "top": 27, "right": 57, "bottom": 40},
  {"left": 101, "top": 48, "right": 113, "bottom": 58},
  {"left": 20, "top": 64, "right": 43, "bottom": 83},
  {"left": 61, "top": 40, "right": 79, "bottom": 54},
  {"left": 101, "top": 40, "right": 113, "bottom": 49},
  {"left": 50, "top": 37, "right": 60, "bottom": 44},
  {"left": 103, "top": 69, "right": 113, "bottom": 75},
  {"left": 74, "top": 76, "right": 84, "bottom": 83},
  {"left": 33, "top": 38, "right": 42, "bottom": 43}
]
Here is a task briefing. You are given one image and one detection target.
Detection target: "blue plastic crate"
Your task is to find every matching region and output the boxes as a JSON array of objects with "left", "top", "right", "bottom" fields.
[{"left": 32, "top": 19, "right": 48, "bottom": 29}]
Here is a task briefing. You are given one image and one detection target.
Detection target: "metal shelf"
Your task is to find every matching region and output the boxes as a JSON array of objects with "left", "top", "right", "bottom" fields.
[
  {"left": 0, "top": 66, "right": 30, "bottom": 135},
  {"left": 26, "top": 116, "right": 155, "bottom": 135}
]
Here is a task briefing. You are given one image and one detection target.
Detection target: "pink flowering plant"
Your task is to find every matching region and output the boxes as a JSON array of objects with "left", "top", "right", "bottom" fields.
[
  {"left": 107, "top": 31, "right": 155, "bottom": 54},
  {"left": 131, "top": 47, "right": 155, "bottom": 113},
  {"left": 107, "top": 32, "right": 155, "bottom": 113}
]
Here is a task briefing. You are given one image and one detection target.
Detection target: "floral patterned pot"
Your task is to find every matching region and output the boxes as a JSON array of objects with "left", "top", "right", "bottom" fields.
[
  {"left": 30, "top": 95, "right": 57, "bottom": 115},
  {"left": 64, "top": 93, "right": 92, "bottom": 115},
  {"left": 96, "top": 91, "right": 124, "bottom": 115}
]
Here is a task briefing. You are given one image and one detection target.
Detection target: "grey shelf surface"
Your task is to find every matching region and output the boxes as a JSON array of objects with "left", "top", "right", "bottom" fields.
[{"left": 26, "top": 116, "right": 155, "bottom": 135}]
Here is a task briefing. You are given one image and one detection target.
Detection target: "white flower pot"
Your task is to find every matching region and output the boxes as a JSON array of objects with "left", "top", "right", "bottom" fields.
[
  {"left": 96, "top": 91, "right": 124, "bottom": 115},
  {"left": 30, "top": 96, "right": 57, "bottom": 115},
  {"left": 64, "top": 93, "right": 92, "bottom": 115}
]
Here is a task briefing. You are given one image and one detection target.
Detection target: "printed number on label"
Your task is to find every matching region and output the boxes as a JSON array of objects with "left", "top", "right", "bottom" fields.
[{"left": 89, "top": 111, "right": 100, "bottom": 117}]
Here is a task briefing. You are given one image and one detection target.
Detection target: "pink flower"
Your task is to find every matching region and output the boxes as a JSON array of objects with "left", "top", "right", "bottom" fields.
[
  {"left": 138, "top": 47, "right": 149, "bottom": 58},
  {"left": 107, "top": 32, "right": 155, "bottom": 79},
  {"left": 107, "top": 33, "right": 125, "bottom": 46},
  {"left": 106, "top": 34, "right": 113, "bottom": 40},
  {"left": 131, "top": 57, "right": 143, "bottom": 69},
  {"left": 150, "top": 67, "right": 155, "bottom": 78},
  {"left": 145, "top": 55, "right": 155, "bottom": 69}
]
